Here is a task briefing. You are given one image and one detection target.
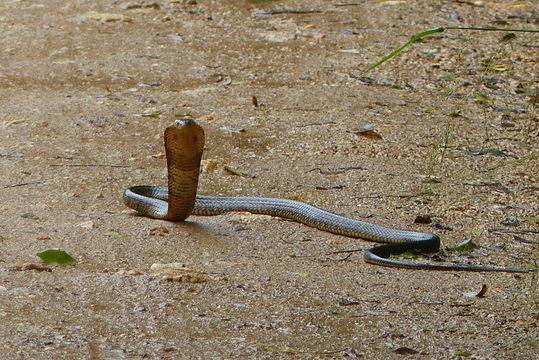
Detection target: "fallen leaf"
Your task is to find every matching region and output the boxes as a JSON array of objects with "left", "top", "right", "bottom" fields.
[
  {"left": 394, "top": 347, "right": 419, "bottom": 355},
  {"left": 125, "top": 3, "right": 160, "bottom": 10},
  {"left": 413, "top": 215, "right": 432, "bottom": 224},
  {"left": 498, "top": 33, "right": 516, "bottom": 43},
  {"left": 165, "top": 34, "right": 183, "bottom": 41},
  {"left": 224, "top": 165, "right": 256, "bottom": 178},
  {"left": 36, "top": 249, "right": 77, "bottom": 265},
  {"left": 463, "top": 179, "right": 502, "bottom": 186},
  {"left": 462, "top": 148, "right": 511, "bottom": 157},
  {"left": 150, "top": 152, "right": 166, "bottom": 159},
  {"left": 201, "top": 159, "right": 219, "bottom": 173},
  {"left": 339, "top": 298, "right": 360, "bottom": 306},
  {"left": 149, "top": 226, "right": 170, "bottom": 236},
  {"left": 83, "top": 11, "right": 131, "bottom": 22},
  {"left": 518, "top": 216, "right": 539, "bottom": 224},
  {"left": 463, "top": 284, "right": 488, "bottom": 298},
  {"left": 77, "top": 220, "right": 97, "bottom": 229},
  {"left": 134, "top": 111, "right": 161, "bottom": 118},
  {"left": 220, "top": 127, "right": 245, "bottom": 133},
  {"left": 21, "top": 213, "right": 39, "bottom": 220},
  {"left": 473, "top": 92, "right": 492, "bottom": 105},
  {"left": 488, "top": 64, "right": 510, "bottom": 71},
  {"left": 448, "top": 239, "right": 478, "bottom": 252},
  {"left": 421, "top": 175, "right": 441, "bottom": 183},
  {"left": 150, "top": 263, "right": 225, "bottom": 283},
  {"left": 355, "top": 125, "right": 382, "bottom": 139},
  {"left": 315, "top": 185, "right": 345, "bottom": 190},
  {"left": 105, "top": 231, "right": 122, "bottom": 238},
  {"left": 15, "top": 263, "right": 52, "bottom": 272},
  {"left": 390, "top": 249, "right": 422, "bottom": 259},
  {"left": 337, "top": 49, "right": 360, "bottom": 54}
]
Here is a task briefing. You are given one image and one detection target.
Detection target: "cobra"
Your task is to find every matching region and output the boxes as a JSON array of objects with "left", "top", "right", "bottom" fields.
[{"left": 123, "top": 118, "right": 528, "bottom": 273}]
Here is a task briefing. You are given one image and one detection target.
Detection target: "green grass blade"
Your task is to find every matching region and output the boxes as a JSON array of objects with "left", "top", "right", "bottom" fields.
[
  {"left": 364, "top": 27, "right": 445, "bottom": 73},
  {"left": 363, "top": 26, "right": 538, "bottom": 74}
]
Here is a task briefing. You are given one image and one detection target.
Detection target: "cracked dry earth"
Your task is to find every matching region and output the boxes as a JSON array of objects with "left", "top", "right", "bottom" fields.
[{"left": 0, "top": 0, "right": 538, "bottom": 359}]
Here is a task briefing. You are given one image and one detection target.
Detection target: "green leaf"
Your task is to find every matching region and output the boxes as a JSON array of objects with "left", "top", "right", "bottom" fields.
[
  {"left": 390, "top": 249, "right": 422, "bottom": 259},
  {"left": 454, "top": 350, "right": 472, "bottom": 357},
  {"left": 134, "top": 111, "right": 161, "bottom": 118},
  {"left": 448, "top": 239, "right": 478, "bottom": 252},
  {"left": 473, "top": 92, "right": 492, "bottom": 105},
  {"left": 105, "top": 231, "right": 122, "bottom": 238},
  {"left": 448, "top": 108, "right": 462, "bottom": 116},
  {"left": 462, "top": 148, "right": 511, "bottom": 157},
  {"left": 36, "top": 249, "right": 77, "bottom": 265},
  {"left": 363, "top": 27, "right": 445, "bottom": 73},
  {"left": 518, "top": 216, "right": 539, "bottom": 224}
]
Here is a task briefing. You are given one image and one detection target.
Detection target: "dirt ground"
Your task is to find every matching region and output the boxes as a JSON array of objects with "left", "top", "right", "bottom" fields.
[{"left": 0, "top": 0, "right": 537, "bottom": 359}]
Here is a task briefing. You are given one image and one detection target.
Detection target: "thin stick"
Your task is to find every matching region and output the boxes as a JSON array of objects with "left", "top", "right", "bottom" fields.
[
  {"left": 50, "top": 164, "right": 131, "bottom": 168},
  {"left": 331, "top": 248, "right": 363, "bottom": 254},
  {"left": 3, "top": 181, "right": 44, "bottom": 188}
]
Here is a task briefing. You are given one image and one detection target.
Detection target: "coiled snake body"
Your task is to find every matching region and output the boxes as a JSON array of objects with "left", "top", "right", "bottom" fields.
[{"left": 123, "top": 119, "right": 527, "bottom": 273}]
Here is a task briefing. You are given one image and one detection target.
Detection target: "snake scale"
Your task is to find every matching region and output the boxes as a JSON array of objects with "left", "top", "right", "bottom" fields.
[{"left": 123, "top": 118, "right": 528, "bottom": 273}]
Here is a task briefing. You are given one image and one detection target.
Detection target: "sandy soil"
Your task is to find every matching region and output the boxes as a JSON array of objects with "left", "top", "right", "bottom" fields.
[{"left": 0, "top": 0, "right": 537, "bottom": 359}]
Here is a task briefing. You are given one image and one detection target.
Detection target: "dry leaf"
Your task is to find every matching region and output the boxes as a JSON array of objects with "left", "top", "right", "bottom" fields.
[
  {"left": 394, "top": 347, "right": 419, "bottom": 355},
  {"left": 413, "top": 215, "right": 432, "bottom": 224},
  {"left": 201, "top": 159, "right": 219, "bottom": 173},
  {"left": 224, "top": 165, "right": 256, "bottom": 178},
  {"left": 83, "top": 11, "right": 132, "bottom": 22},
  {"left": 463, "top": 284, "right": 488, "bottom": 298},
  {"left": 355, "top": 125, "right": 383, "bottom": 139},
  {"left": 77, "top": 220, "right": 97, "bottom": 229}
]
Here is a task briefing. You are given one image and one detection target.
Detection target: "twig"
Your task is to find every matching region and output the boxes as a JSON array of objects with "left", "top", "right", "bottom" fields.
[
  {"left": 0, "top": 153, "right": 23, "bottom": 159},
  {"left": 3, "top": 181, "right": 44, "bottom": 188},
  {"left": 489, "top": 229, "right": 539, "bottom": 235},
  {"left": 255, "top": 9, "right": 323, "bottom": 16},
  {"left": 50, "top": 164, "right": 131, "bottom": 168},
  {"left": 308, "top": 166, "right": 364, "bottom": 175},
  {"left": 335, "top": 3, "right": 363, "bottom": 6},
  {"left": 331, "top": 248, "right": 363, "bottom": 254}
]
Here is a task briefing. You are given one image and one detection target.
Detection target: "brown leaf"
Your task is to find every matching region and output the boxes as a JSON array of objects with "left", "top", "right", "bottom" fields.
[
  {"left": 149, "top": 226, "right": 170, "bottom": 236},
  {"left": 463, "top": 284, "right": 488, "bottom": 298},
  {"left": 150, "top": 152, "right": 166, "bottom": 159},
  {"left": 355, "top": 125, "right": 382, "bottom": 139},
  {"left": 201, "top": 159, "right": 220, "bottom": 173},
  {"left": 394, "top": 347, "right": 419, "bottom": 355},
  {"left": 339, "top": 298, "right": 360, "bottom": 306},
  {"left": 9, "top": 263, "right": 52, "bottom": 272},
  {"left": 413, "top": 215, "right": 432, "bottom": 224}
]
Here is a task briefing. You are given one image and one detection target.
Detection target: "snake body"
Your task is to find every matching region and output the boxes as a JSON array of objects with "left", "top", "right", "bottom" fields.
[{"left": 123, "top": 119, "right": 527, "bottom": 273}]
